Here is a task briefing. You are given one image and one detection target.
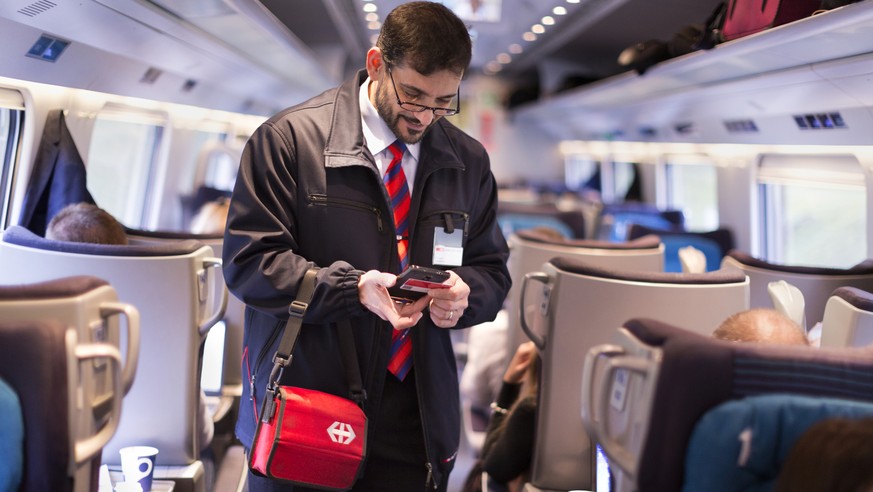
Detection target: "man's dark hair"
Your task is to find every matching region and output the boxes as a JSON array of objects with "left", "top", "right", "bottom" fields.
[
  {"left": 377, "top": 1, "right": 472, "bottom": 75},
  {"left": 46, "top": 202, "right": 128, "bottom": 245}
]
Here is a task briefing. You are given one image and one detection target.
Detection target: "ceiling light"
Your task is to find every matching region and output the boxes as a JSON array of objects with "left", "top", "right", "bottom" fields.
[
  {"left": 367, "top": 21, "right": 381, "bottom": 30},
  {"left": 566, "top": 0, "right": 581, "bottom": 3},
  {"left": 531, "top": 24, "right": 545, "bottom": 34},
  {"left": 522, "top": 31, "right": 537, "bottom": 42},
  {"left": 542, "top": 16, "right": 555, "bottom": 25},
  {"left": 508, "top": 43, "right": 523, "bottom": 54},
  {"left": 485, "top": 61, "right": 502, "bottom": 74},
  {"left": 363, "top": 2, "right": 377, "bottom": 12},
  {"left": 553, "top": 6, "right": 567, "bottom": 15},
  {"left": 496, "top": 53, "right": 511, "bottom": 64},
  {"left": 365, "top": 12, "right": 378, "bottom": 21}
]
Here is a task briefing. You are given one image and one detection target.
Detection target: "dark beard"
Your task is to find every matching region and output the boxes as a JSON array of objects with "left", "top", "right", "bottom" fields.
[{"left": 374, "top": 83, "right": 430, "bottom": 145}]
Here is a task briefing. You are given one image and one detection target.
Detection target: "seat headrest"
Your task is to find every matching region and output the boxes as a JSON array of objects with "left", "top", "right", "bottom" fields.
[
  {"left": 0, "top": 276, "right": 108, "bottom": 301},
  {"left": 549, "top": 256, "right": 746, "bottom": 285},
  {"left": 830, "top": 286, "right": 873, "bottom": 312},
  {"left": 3, "top": 225, "right": 204, "bottom": 257},
  {"left": 516, "top": 229, "right": 661, "bottom": 250},
  {"left": 123, "top": 226, "right": 222, "bottom": 242},
  {"left": 726, "top": 250, "right": 873, "bottom": 276}
]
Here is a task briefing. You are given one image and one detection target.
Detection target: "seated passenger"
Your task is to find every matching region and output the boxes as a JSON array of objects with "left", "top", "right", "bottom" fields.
[
  {"left": 45, "top": 202, "right": 128, "bottom": 245},
  {"left": 776, "top": 417, "right": 873, "bottom": 492},
  {"left": 463, "top": 341, "right": 539, "bottom": 492},
  {"left": 190, "top": 198, "right": 229, "bottom": 235},
  {"left": 713, "top": 308, "right": 809, "bottom": 346},
  {"left": 0, "top": 376, "right": 23, "bottom": 492}
]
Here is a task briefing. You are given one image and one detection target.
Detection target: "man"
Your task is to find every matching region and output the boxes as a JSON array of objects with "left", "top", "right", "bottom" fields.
[
  {"left": 222, "top": 2, "right": 511, "bottom": 491},
  {"left": 713, "top": 308, "right": 810, "bottom": 346}
]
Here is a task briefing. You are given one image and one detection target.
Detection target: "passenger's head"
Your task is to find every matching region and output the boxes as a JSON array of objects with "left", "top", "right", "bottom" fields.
[
  {"left": 713, "top": 308, "right": 809, "bottom": 346},
  {"left": 367, "top": 2, "right": 470, "bottom": 145},
  {"left": 776, "top": 417, "right": 873, "bottom": 492},
  {"left": 190, "top": 198, "right": 229, "bottom": 235},
  {"left": 45, "top": 203, "right": 128, "bottom": 245}
]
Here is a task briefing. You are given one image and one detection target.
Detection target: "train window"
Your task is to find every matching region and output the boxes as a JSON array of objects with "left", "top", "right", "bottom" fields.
[
  {"left": 758, "top": 154, "right": 866, "bottom": 268},
  {"left": 86, "top": 106, "right": 166, "bottom": 229},
  {"left": 0, "top": 89, "right": 24, "bottom": 230},
  {"left": 564, "top": 154, "right": 598, "bottom": 192},
  {"left": 664, "top": 158, "right": 719, "bottom": 231},
  {"left": 611, "top": 161, "right": 640, "bottom": 202}
]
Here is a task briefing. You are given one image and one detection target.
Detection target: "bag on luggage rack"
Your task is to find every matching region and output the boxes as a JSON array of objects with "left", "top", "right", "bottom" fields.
[
  {"left": 721, "top": 0, "right": 821, "bottom": 41},
  {"left": 249, "top": 268, "right": 368, "bottom": 491}
]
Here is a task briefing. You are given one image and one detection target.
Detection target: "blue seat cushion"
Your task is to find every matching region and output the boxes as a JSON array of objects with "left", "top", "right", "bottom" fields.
[
  {"left": 0, "top": 376, "right": 24, "bottom": 492},
  {"left": 682, "top": 394, "right": 873, "bottom": 492}
]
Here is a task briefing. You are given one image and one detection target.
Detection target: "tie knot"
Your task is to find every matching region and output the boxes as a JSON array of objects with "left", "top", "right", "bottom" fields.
[{"left": 388, "top": 140, "right": 406, "bottom": 161}]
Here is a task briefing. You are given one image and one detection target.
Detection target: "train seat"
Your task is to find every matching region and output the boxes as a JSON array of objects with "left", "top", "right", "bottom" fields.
[
  {"left": 125, "top": 226, "right": 247, "bottom": 487},
  {"left": 0, "top": 276, "right": 130, "bottom": 492},
  {"left": 627, "top": 224, "right": 735, "bottom": 272},
  {"left": 505, "top": 229, "right": 665, "bottom": 362},
  {"left": 597, "top": 203, "right": 684, "bottom": 242},
  {"left": 0, "top": 225, "right": 226, "bottom": 491},
  {"left": 460, "top": 230, "right": 665, "bottom": 454},
  {"left": 582, "top": 317, "right": 873, "bottom": 492},
  {"left": 518, "top": 257, "right": 748, "bottom": 491},
  {"left": 820, "top": 286, "right": 873, "bottom": 348},
  {"left": 497, "top": 201, "right": 587, "bottom": 239},
  {"left": 721, "top": 250, "right": 873, "bottom": 328},
  {"left": 682, "top": 394, "right": 873, "bottom": 492}
]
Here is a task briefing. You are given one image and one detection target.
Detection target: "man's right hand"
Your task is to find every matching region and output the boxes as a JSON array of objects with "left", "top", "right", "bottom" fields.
[{"left": 358, "top": 270, "right": 429, "bottom": 330}]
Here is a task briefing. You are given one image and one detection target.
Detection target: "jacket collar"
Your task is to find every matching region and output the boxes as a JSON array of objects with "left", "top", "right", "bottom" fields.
[{"left": 324, "top": 70, "right": 466, "bottom": 176}]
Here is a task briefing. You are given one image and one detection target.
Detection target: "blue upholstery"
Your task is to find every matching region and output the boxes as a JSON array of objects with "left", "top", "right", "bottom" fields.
[
  {"left": 661, "top": 235, "right": 723, "bottom": 272},
  {"left": 0, "top": 376, "right": 23, "bottom": 492},
  {"left": 683, "top": 394, "right": 873, "bottom": 492},
  {"left": 497, "top": 213, "right": 574, "bottom": 239}
]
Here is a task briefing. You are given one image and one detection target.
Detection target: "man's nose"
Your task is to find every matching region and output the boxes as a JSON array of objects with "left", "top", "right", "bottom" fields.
[{"left": 411, "top": 110, "right": 436, "bottom": 125}]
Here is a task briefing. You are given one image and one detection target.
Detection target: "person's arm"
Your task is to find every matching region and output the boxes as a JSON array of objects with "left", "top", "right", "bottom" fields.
[
  {"left": 222, "top": 122, "right": 365, "bottom": 323},
  {"left": 481, "top": 397, "right": 536, "bottom": 483}
]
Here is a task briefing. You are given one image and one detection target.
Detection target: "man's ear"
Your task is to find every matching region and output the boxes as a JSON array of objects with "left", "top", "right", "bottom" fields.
[{"left": 365, "top": 48, "right": 384, "bottom": 79}]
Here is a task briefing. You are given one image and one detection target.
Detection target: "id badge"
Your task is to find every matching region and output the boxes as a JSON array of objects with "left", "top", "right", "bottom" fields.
[{"left": 433, "top": 227, "right": 463, "bottom": 266}]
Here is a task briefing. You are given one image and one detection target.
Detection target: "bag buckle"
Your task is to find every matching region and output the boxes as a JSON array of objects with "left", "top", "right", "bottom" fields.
[{"left": 288, "top": 300, "right": 308, "bottom": 318}]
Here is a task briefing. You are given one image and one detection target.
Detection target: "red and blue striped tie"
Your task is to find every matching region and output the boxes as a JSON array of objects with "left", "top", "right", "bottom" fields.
[{"left": 384, "top": 140, "right": 413, "bottom": 380}]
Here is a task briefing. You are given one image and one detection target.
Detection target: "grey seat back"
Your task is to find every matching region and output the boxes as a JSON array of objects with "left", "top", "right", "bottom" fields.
[
  {"left": 520, "top": 257, "right": 748, "bottom": 491},
  {"left": 0, "top": 226, "right": 226, "bottom": 467},
  {"left": 820, "top": 286, "right": 873, "bottom": 348},
  {"left": 722, "top": 251, "right": 873, "bottom": 326},
  {"left": 505, "top": 229, "right": 664, "bottom": 367},
  {"left": 0, "top": 276, "right": 126, "bottom": 492}
]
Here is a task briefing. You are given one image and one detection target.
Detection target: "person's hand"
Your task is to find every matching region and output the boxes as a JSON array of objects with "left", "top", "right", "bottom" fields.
[
  {"left": 358, "top": 270, "right": 429, "bottom": 330},
  {"left": 503, "top": 341, "right": 536, "bottom": 384},
  {"left": 428, "top": 270, "right": 470, "bottom": 328}
]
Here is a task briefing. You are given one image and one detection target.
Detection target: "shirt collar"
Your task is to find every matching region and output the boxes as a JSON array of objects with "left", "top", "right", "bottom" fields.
[{"left": 359, "top": 77, "right": 420, "bottom": 162}]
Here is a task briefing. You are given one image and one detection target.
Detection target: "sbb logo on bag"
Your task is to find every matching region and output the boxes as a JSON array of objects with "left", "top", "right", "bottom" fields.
[{"left": 327, "top": 421, "right": 356, "bottom": 444}]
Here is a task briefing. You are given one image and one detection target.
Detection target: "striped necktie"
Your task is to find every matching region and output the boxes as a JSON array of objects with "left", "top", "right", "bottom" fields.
[{"left": 384, "top": 140, "right": 413, "bottom": 380}]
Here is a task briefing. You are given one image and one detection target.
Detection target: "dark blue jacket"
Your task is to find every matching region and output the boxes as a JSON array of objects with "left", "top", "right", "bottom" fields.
[{"left": 223, "top": 70, "right": 511, "bottom": 488}]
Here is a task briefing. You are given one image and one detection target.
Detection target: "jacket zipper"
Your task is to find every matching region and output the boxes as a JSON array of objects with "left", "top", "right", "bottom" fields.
[
  {"left": 309, "top": 194, "right": 383, "bottom": 232},
  {"left": 419, "top": 376, "right": 439, "bottom": 490}
]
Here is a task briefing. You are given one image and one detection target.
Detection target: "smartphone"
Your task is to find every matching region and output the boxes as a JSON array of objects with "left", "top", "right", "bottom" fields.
[{"left": 388, "top": 265, "right": 451, "bottom": 304}]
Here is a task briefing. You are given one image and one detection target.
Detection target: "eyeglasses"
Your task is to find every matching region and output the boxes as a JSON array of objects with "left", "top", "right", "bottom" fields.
[{"left": 387, "top": 67, "right": 460, "bottom": 117}]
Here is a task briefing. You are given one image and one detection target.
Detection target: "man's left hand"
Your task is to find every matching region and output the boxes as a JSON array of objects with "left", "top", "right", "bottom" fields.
[{"left": 428, "top": 270, "right": 470, "bottom": 328}]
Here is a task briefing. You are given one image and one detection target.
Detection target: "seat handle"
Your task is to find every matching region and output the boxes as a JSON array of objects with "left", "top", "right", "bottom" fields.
[
  {"left": 100, "top": 302, "right": 141, "bottom": 395},
  {"left": 519, "top": 272, "right": 550, "bottom": 350},
  {"left": 74, "top": 341, "right": 123, "bottom": 464}
]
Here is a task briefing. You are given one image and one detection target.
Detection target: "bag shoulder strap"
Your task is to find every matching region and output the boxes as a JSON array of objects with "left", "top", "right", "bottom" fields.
[{"left": 267, "top": 267, "right": 366, "bottom": 405}]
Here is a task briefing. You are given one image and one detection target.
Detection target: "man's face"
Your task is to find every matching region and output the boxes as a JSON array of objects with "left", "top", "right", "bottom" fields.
[{"left": 375, "top": 64, "right": 461, "bottom": 145}]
